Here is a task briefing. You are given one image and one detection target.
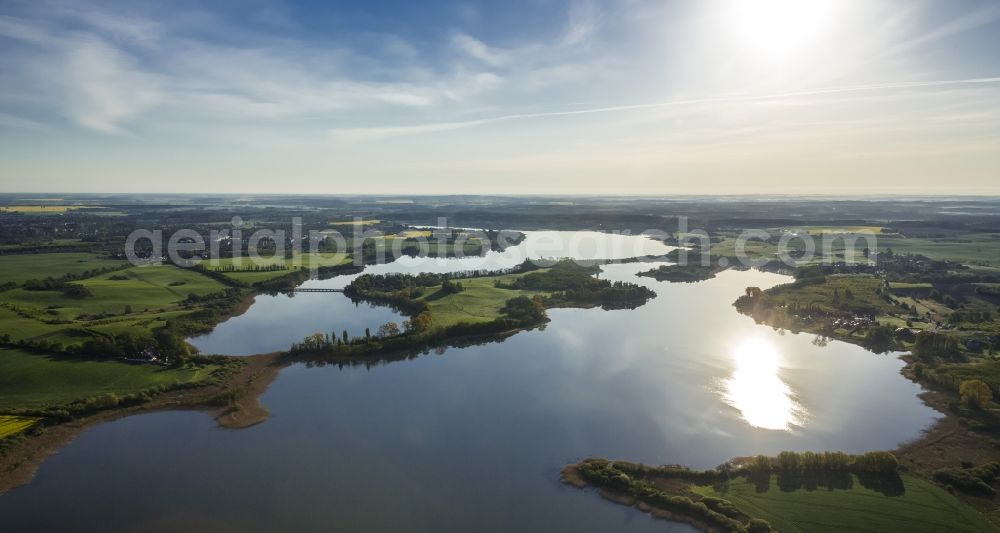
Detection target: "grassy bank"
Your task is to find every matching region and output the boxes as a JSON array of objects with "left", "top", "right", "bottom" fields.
[{"left": 693, "top": 474, "right": 992, "bottom": 533}]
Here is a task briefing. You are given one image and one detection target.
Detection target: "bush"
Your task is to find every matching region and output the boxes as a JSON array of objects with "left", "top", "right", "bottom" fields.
[
  {"left": 960, "top": 379, "right": 992, "bottom": 409},
  {"left": 747, "top": 518, "right": 772, "bottom": 533},
  {"left": 500, "top": 295, "right": 547, "bottom": 325},
  {"left": 933, "top": 464, "right": 998, "bottom": 495}
]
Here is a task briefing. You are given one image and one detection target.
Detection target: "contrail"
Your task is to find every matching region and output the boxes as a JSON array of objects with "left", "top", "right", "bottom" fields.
[{"left": 330, "top": 77, "right": 1000, "bottom": 142}]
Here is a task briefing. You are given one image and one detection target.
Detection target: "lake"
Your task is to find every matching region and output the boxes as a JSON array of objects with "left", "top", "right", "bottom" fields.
[{"left": 0, "top": 231, "right": 940, "bottom": 532}]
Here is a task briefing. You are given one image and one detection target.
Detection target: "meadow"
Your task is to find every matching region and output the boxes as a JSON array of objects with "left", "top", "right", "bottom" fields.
[
  {"left": 0, "top": 252, "right": 126, "bottom": 285},
  {"left": 1, "top": 265, "right": 225, "bottom": 322},
  {"left": 0, "top": 265, "right": 227, "bottom": 349},
  {"left": 876, "top": 234, "right": 1000, "bottom": 267},
  {"left": 693, "top": 474, "right": 995, "bottom": 533},
  {"left": 417, "top": 274, "right": 546, "bottom": 328},
  {"left": 0, "top": 348, "right": 219, "bottom": 411},
  {"left": 797, "top": 226, "right": 886, "bottom": 235},
  {"left": 760, "top": 274, "right": 894, "bottom": 316},
  {"left": 209, "top": 251, "right": 352, "bottom": 283},
  {"left": 0, "top": 205, "right": 82, "bottom": 213}
]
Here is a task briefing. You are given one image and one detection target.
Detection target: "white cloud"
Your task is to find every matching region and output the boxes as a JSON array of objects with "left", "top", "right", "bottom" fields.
[
  {"left": 451, "top": 33, "right": 510, "bottom": 67},
  {"left": 562, "top": 1, "right": 601, "bottom": 46},
  {"left": 328, "top": 77, "right": 1000, "bottom": 142},
  {"left": 58, "top": 35, "right": 162, "bottom": 134}
]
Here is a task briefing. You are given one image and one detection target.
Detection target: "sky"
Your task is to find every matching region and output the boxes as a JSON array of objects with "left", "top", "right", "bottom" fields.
[{"left": 0, "top": 0, "right": 999, "bottom": 195}]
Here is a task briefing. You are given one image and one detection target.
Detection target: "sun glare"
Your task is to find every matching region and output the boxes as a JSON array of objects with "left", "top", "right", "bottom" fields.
[
  {"left": 728, "top": 0, "right": 838, "bottom": 62},
  {"left": 723, "top": 338, "right": 806, "bottom": 431}
]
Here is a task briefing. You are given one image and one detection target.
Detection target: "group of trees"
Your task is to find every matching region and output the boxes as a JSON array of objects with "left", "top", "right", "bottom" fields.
[
  {"left": 793, "top": 265, "right": 827, "bottom": 285},
  {"left": 22, "top": 277, "right": 93, "bottom": 298},
  {"left": 20, "top": 264, "right": 127, "bottom": 292},
  {"left": 949, "top": 310, "right": 994, "bottom": 325},
  {"left": 574, "top": 459, "right": 767, "bottom": 533},
  {"left": 65, "top": 330, "right": 170, "bottom": 361},
  {"left": 912, "top": 330, "right": 962, "bottom": 361},
  {"left": 636, "top": 263, "right": 723, "bottom": 282},
  {"left": 212, "top": 263, "right": 288, "bottom": 273},
  {"left": 746, "top": 451, "right": 898, "bottom": 476},
  {"left": 497, "top": 264, "right": 655, "bottom": 309},
  {"left": 861, "top": 325, "right": 895, "bottom": 353},
  {"left": 290, "top": 320, "right": 419, "bottom": 354},
  {"left": 500, "top": 295, "right": 547, "bottom": 325},
  {"left": 440, "top": 279, "right": 465, "bottom": 294}
]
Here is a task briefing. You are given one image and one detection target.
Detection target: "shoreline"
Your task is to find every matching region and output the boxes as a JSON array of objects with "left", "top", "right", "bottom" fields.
[
  {"left": 0, "top": 352, "right": 284, "bottom": 495},
  {"left": 0, "top": 316, "right": 548, "bottom": 496},
  {"left": 560, "top": 463, "right": 724, "bottom": 533},
  {"left": 559, "top": 348, "right": 1000, "bottom": 530}
]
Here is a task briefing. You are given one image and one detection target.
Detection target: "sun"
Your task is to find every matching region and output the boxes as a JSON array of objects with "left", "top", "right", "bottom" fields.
[{"left": 728, "top": 0, "right": 838, "bottom": 62}]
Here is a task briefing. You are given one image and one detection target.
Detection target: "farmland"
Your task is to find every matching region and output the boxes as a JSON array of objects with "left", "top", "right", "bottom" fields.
[
  {"left": 0, "top": 252, "right": 126, "bottom": 285},
  {"left": 876, "top": 233, "right": 1000, "bottom": 267},
  {"left": 0, "top": 205, "right": 83, "bottom": 214},
  {"left": 0, "top": 264, "right": 227, "bottom": 349},
  {"left": 0, "top": 347, "right": 220, "bottom": 411},
  {"left": 208, "top": 251, "right": 352, "bottom": 284},
  {"left": 0, "top": 415, "right": 40, "bottom": 438}
]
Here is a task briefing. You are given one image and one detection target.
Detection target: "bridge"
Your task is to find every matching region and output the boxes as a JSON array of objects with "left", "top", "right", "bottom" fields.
[{"left": 292, "top": 288, "right": 345, "bottom": 293}]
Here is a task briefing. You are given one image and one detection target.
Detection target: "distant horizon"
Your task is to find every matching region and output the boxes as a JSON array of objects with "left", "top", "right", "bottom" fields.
[{"left": 3, "top": 191, "right": 1000, "bottom": 199}]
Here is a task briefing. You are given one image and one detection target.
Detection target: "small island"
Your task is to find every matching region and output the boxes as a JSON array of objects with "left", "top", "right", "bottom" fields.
[
  {"left": 286, "top": 259, "right": 656, "bottom": 360},
  {"left": 637, "top": 263, "right": 728, "bottom": 283}
]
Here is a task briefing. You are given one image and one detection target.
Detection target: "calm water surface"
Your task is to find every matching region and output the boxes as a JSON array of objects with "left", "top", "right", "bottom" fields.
[
  {"left": 188, "top": 231, "right": 675, "bottom": 355},
  {"left": 1, "top": 232, "right": 940, "bottom": 532}
]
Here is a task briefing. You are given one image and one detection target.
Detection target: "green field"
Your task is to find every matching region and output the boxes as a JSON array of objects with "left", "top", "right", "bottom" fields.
[
  {"left": 876, "top": 234, "right": 1000, "bottom": 267},
  {"left": 798, "top": 226, "right": 885, "bottom": 236},
  {"left": 693, "top": 474, "right": 996, "bottom": 533},
  {"left": 0, "top": 348, "right": 219, "bottom": 411},
  {"left": 889, "top": 282, "right": 934, "bottom": 290},
  {"left": 0, "top": 205, "right": 82, "bottom": 213},
  {"left": 395, "top": 229, "right": 433, "bottom": 238},
  {"left": 0, "top": 265, "right": 226, "bottom": 349},
  {"left": 208, "top": 252, "right": 352, "bottom": 283},
  {"left": 0, "top": 252, "right": 126, "bottom": 285},
  {"left": 762, "top": 274, "right": 895, "bottom": 316},
  {"left": 0, "top": 414, "right": 41, "bottom": 438},
  {"left": 416, "top": 274, "right": 546, "bottom": 328},
  {"left": 0, "top": 265, "right": 225, "bottom": 322},
  {"left": 330, "top": 219, "right": 380, "bottom": 225}
]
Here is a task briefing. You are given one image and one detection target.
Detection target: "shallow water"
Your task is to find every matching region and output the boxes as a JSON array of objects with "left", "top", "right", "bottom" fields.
[{"left": 1, "top": 232, "right": 940, "bottom": 532}]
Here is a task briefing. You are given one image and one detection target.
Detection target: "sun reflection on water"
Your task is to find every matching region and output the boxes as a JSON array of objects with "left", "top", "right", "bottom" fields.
[{"left": 723, "top": 338, "right": 806, "bottom": 431}]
